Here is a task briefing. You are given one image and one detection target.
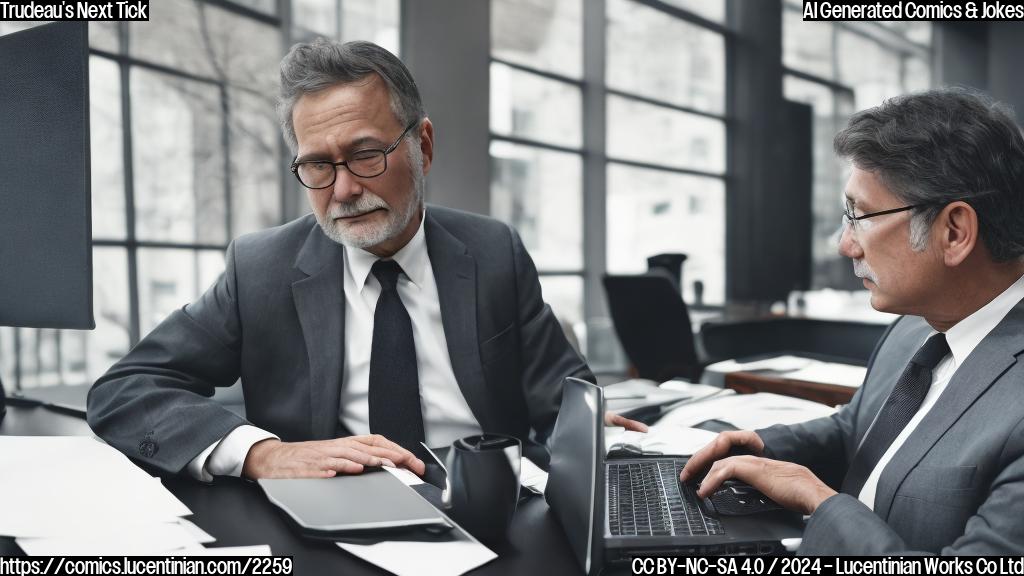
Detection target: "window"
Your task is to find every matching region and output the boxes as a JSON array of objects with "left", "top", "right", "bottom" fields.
[
  {"left": 489, "top": 0, "right": 727, "bottom": 372},
  {"left": 1, "top": 4, "right": 400, "bottom": 391},
  {"left": 782, "top": 3, "right": 932, "bottom": 289},
  {"left": 490, "top": 0, "right": 586, "bottom": 354},
  {"left": 604, "top": 0, "right": 728, "bottom": 306}
]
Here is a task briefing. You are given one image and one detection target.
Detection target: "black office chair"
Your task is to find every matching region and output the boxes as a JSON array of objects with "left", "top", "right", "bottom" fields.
[
  {"left": 602, "top": 273, "right": 703, "bottom": 382},
  {"left": 699, "top": 317, "right": 889, "bottom": 366}
]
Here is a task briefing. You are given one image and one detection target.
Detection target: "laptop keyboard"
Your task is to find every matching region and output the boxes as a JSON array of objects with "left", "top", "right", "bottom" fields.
[{"left": 607, "top": 460, "right": 725, "bottom": 537}]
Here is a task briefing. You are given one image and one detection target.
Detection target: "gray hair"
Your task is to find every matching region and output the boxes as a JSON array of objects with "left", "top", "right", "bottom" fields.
[
  {"left": 277, "top": 39, "right": 425, "bottom": 153},
  {"left": 835, "top": 87, "right": 1024, "bottom": 261}
]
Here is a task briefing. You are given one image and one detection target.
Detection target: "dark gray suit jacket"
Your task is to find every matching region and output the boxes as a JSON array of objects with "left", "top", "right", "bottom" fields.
[
  {"left": 758, "top": 302, "right": 1024, "bottom": 555},
  {"left": 87, "top": 206, "right": 593, "bottom": 474}
]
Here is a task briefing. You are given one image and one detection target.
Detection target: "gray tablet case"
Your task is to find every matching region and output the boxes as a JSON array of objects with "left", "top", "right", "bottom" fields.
[{"left": 258, "top": 469, "right": 449, "bottom": 532}]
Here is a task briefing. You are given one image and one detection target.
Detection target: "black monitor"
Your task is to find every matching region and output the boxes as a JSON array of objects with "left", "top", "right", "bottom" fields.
[{"left": 0, "top": 22, "right": 95, "bottom": 421}]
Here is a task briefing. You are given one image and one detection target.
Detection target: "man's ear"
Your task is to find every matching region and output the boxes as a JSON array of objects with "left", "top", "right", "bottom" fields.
[
  {"left": 418, "top": 117, "right": 434, "bottom": 176},
  {"left": 938, "top": 201, "right": 979, "bottom": 267}
]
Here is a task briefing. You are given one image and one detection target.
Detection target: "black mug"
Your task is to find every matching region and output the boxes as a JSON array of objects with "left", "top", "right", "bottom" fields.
[{"left": 445, "top": 434, "right": 521, "bottom": 547}]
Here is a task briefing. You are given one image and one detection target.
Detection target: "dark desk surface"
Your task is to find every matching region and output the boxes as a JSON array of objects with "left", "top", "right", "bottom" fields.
[
  {"left": 724, "top": 371, "right": 856, "bottom": 407},
  {"left": 1, "top": 405, "right": 583, "bottom": 575}
]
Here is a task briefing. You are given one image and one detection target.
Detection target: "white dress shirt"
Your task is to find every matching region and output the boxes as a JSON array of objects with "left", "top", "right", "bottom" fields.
[
  {"left": 187, "top": 210, "right": 481, "bottom": 482},
  {"left": 857, "top": 272, "right": 1024, "bottom": 509}
]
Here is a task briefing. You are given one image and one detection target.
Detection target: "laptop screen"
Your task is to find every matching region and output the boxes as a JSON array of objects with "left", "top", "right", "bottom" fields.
[{"left": 546, "top": 377, "right": 604, "bottom": 575}]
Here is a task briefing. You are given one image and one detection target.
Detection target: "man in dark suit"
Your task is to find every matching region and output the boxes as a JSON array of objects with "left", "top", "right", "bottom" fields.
[
  {"left": 88, "top": 39, "right": 642, "bottom": 482},
  {"left": 682, "top": 88, "right": 1024, "bottom": 554}
]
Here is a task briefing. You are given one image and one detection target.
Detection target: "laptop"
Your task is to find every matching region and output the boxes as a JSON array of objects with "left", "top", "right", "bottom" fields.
[{"left": 546, "top": 378, "right": 803, "bottom": 573}]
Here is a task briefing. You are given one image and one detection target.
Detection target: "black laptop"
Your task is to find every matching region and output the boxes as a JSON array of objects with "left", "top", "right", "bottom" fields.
[{"left": 546, "top": 378, "right": 804, "bottom": 574}]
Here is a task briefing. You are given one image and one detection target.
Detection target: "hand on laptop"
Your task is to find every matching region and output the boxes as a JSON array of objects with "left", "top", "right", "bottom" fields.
[
  {"left": 680, "top": 431, "right": 836, "bottom": 515},
  {"left": 604, "top": 411, "right": 649, "bottom": 432},
  {"left": 242, "top": 435, "right": 426, "bottom": 479},
  {"left": 680, "top": 430, "right": 766, "bottom": 483}
]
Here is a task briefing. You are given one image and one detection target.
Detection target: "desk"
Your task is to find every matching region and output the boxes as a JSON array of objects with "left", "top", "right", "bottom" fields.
[
  {"left": 1, "top": 405, "right": 583, "bottom": 575},
  {"left": 724, "top": 371, "right": 855, "bottom": 407}
]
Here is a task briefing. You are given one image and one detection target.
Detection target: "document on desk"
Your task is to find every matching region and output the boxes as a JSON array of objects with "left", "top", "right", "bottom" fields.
[
  {"left": 781, "top": 361, "right": 867, "bottom": 388},
  {"left": 16, "top": 522, "right": 205, "bottom": 556},
  {"left": 0, "top": 436, "right": 191, "bottom": 538},
  {"left": 336, "top": 520, "right": 496, "bottom": 576},
  {"left": 656, "top": 392, "right": 836, "bottom": 431},
  {"left": 606, "top": 424, "right": 719, "bottom": 457}
]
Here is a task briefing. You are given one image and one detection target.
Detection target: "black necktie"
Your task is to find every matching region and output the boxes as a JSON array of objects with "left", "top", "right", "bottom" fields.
[
  {"left": 841, "top": 333, "right": 950, "bottom": 496},
  {"left": 368, "top": 260, "right": 426, "bottom": 458}
]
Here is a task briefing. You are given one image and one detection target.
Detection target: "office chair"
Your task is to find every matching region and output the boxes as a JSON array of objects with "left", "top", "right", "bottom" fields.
[
  {"left": 699, "top": 317, "right": 889, "bottom": 366},
  {"left": 602, "top": 273, "right": 702, "bottom": 382}
]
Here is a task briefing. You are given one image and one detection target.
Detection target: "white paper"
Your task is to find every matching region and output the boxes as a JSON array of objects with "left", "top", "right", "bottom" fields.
[
  {"left": 176, "top": 518, "right": 216, "bottom": 544},
  {"left": 0, "top": 436, "right": 192, "bottom": 537},
  {"left": 606, "top": 425, "right": 718, "bottom": 457},
  {"left": 382, "top": 465, "right": 425, "bottom": 486},
  {"left": 602, "top": 378, "right": 661, "bottom": 399},
  {"left": 186, "top": 545, "right": 273, "bottom": 556},
  {"left": 336, "top": 523, "right": 496, "bottom": 576},
  {"left": 703, "top": 355, "right": 814, "bottom": 375},
  {"left": 16, "top": 522, "right": 203, "bottom": 556},
  {"left": 656, "top": 392, "right": 836, "bottom": 431},
  {"left": 781, "top": 362, "right": 867, "bottom": 388},
  {"left": 519, "top": 457, "right": 547, "bottom": 494}
]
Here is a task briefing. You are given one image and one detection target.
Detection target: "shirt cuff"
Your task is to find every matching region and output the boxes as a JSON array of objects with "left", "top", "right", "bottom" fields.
[{"left": 185, "top": 425, "right": 279, "bottom": 482}]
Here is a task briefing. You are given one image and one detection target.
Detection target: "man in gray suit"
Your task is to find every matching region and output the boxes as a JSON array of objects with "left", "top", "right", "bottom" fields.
[
  {"left": 682, "top": 88, "right": 1024, "bottom": 554},
  {"left": 88, "top": 39, "right": 641, "bottom": 482}
]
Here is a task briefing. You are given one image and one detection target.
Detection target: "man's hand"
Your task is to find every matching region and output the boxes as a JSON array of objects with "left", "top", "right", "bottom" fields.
[
  {"left": 242, "top": 434, "right": 426, "bottom": 480},
  {"left": 604, "top": 411, "right": 649, "bottom": 432},
  {"left": 680, "top": 430, "right": 765, "bottom": 483},
  {"left": 692, "top": 455, "right": 837, "bottom": 516}
]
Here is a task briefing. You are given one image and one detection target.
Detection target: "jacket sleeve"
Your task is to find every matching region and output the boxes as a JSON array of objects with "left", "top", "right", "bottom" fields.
[
  {"left": 757, "top": 317, "right": 903, "bottom": 489},
  {"left": 509, "top": 226, "right": 594, "bottom": 443},
  {"left": 800, "top": 416, "right": 1024, "bottom": 555},
  {"left": 87, "top": 241, "right": 249, "bottom": 474}
]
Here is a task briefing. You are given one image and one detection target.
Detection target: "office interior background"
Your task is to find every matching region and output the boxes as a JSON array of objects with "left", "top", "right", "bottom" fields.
[{"left": 1, "top": 0, "right": 1023, "bottom": 391}]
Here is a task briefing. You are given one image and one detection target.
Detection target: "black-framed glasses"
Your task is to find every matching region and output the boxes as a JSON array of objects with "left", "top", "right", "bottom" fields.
[
  {"left": 290, "top": 120, "right": 419, "bottom": 189},
  {"left": 841, "top": 198, "right": 969, "bottom": 235}
]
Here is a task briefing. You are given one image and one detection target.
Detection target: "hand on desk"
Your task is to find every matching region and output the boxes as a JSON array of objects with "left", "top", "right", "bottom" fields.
[
  {"left": 680, "top": 430, "right": 836, "bottom": 515},
  {"left": 242, "top": 435, "right": 426, "bottom": 480},
  {"left": 604, "top": 411, "right": 649, "bottom": 432}
]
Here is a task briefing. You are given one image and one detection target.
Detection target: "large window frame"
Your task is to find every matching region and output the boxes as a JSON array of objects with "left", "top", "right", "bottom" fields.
[{"left": 1, "top": 0, "right": 402, "bottom": 391}]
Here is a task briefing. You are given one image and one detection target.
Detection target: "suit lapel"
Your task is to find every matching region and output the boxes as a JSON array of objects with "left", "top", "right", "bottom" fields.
[
  {"left": 875, "top": 304, "right": 1024, "bottom": 520},
  {"left": 292, "top": 225, "right": 346, "bottom": 440},
  {"left": 424, "top": 212, "right": 493, "bottom": 430}
]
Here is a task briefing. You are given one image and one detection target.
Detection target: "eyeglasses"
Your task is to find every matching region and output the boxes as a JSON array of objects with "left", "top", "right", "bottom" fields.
[
  {"left": 841, "top": 202, "right": 928, "bottom": 234},
  {"left": 290, "top": 120, "right": 419, "bottom": 189}
]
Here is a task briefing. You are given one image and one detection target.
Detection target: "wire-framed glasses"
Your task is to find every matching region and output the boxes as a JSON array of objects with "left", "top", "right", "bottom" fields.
[{"left": 290, "top": 120, "right": 419, "bottom": 189}]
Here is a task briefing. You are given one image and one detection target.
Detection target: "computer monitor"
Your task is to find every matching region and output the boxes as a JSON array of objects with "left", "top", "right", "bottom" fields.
[{"left": 0, "top": 22, "right": 95, "bottom": 420}]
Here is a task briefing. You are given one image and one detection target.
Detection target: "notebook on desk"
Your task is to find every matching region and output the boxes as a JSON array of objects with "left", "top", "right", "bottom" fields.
[
  {"left": 258, "top": 467, "right": 451, "bottom": 537},
  {"left": 546, "top": 378, "right": 804, "bottom": 574}
]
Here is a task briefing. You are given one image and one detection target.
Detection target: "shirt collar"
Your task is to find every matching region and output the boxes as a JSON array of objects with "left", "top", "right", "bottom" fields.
[
  {"left": 942, "top": 271, "right": 1024, "bottom": 368},
  {"left": 344, "top": 209, "right": 428, "bottom": 293}
]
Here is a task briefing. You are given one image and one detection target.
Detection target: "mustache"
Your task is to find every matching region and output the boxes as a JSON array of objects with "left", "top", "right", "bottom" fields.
[
  {"left": 328, "top": 195, "right": 389, "bottom": 218},
  {"left": 852, "top": 260, "right": 876, "bottom": 281}
]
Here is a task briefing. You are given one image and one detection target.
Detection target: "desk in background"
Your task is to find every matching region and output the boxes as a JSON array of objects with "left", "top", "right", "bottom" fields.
[{"left": 724, "top": 370, "right": 856, "bottom": 407}]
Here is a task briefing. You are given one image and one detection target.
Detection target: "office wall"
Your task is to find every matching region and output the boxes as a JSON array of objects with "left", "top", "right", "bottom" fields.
[
  {"left": 402, "top": 0, "right": 491, "bottom": 216},
  {"left": 989, "top": 23, "right": 1024, "bottom": 118},
  {"left": 727, "top": 0, "right": 811, "bottom": 302},
  {"left": 934, "top": 23, "right": 989, "bottom": 90},
  {"left": 935, "top": 21, "right": 1024, "bottom": 119}
]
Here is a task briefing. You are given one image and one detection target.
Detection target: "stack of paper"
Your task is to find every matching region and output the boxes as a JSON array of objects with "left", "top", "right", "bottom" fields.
[
  {"left": 0, "top": 436, "right": 269, "bottom": 556},
  {"left": 702, "top": 355, "right": 868, "bottom": 389},
  {"left": 606, "top": 424, "right": 719, "bottom": 457},
  {"left": 656, "top": 392, "right": 836, "bottom": 431}
]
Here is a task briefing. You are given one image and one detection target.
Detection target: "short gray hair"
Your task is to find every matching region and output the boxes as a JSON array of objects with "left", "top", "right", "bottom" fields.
[
  {"left": 835, "top": 87, "right": 1024, "bottom": 261},
  {"left": 277, "top": 39, "right": 425, "bottom": 153}
]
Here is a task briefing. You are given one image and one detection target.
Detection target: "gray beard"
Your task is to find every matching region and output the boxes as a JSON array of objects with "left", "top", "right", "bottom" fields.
[{"left": 315, "top": 161, "right": 425, "bottom": 250}]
